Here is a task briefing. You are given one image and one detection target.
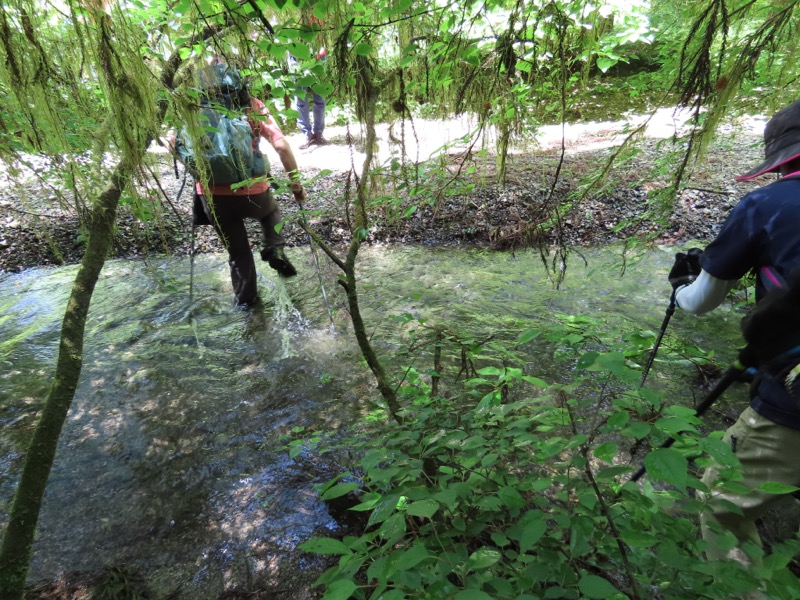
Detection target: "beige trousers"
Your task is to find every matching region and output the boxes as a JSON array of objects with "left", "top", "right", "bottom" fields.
[{"left": 700, "top": 407, "right": 800, "bottom": 598}]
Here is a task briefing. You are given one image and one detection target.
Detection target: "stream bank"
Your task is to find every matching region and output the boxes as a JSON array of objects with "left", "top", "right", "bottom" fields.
[{"left": 0, "top": 111, "right": 768, "bottom": 274}]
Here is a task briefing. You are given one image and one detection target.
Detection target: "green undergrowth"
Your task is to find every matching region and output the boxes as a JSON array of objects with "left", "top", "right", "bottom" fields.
[{"left": 294, "top": 315, "right": 800, "bottom": 600}]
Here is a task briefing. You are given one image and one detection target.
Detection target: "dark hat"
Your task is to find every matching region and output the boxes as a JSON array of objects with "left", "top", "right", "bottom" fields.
[{"left": 737, "top": 99, "right": 800, "bottom": 181}]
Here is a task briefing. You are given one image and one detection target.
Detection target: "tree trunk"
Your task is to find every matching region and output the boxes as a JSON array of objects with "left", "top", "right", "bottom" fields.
[
  {"left": 338, "top": 54, "right": 402, "bottom": 421},
  {"left": 0, "top": 166, "right": 128, "bottom": 599}
]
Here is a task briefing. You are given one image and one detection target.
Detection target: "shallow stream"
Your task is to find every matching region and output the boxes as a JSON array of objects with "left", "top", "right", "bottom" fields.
[{"left": 0, "top": 244, "right": 749, "bottom": 597}]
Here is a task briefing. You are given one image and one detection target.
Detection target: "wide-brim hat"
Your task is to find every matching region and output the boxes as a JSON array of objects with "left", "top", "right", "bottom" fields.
[{"left": 737, "top": 99, "right": 800, "bottom": 181}]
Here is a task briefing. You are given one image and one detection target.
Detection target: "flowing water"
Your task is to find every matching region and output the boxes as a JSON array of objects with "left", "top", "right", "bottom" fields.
[{"left": 0, "top": 244, "right": 749, "bottom": 597}]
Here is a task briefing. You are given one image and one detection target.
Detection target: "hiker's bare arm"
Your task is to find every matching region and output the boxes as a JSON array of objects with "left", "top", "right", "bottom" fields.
[
  {"left": 251, "top": 98, "right": 307, "bottom": 203},
  {"left": 270, "top": 136, "right": 306, "bottom": 203}
]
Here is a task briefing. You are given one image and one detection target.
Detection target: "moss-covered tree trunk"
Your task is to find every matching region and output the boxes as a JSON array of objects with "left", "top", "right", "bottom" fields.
[
  {"left": 334, "top": 50, "right": 402, "bottom": 421},
  {"left": 0, "top": 166, "right": 128, "bottom": 598},
  {"left": 0, "top": 2, "right": 191, "bottom": 591}
]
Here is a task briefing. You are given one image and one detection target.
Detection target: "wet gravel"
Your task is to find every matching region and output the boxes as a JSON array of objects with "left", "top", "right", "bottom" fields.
[{"left": 0, "top": 124, "right": 766, "bottom": 274}]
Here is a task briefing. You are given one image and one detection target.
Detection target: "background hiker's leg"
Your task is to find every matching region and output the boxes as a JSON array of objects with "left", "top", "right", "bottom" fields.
[
  {"left": 296, "top": 88, "right": 313, "bottom": 147},
  {"left": 311, "top": 92, "right": 326, "bottom": 142}
]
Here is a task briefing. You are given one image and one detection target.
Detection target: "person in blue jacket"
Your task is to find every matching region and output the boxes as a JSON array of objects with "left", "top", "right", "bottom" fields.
[{"left": 669, "top": 99, "right": 800, "bottom": 583}]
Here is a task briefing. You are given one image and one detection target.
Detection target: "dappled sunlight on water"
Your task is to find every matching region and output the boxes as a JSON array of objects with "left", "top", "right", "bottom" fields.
[{"left": 0, "top": 244, "right": 751, "bottom": 595}]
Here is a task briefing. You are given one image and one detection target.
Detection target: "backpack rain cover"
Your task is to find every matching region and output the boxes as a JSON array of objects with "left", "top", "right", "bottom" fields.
[{"left": 177, "top": 65, "right": 268, "bottom": 186}]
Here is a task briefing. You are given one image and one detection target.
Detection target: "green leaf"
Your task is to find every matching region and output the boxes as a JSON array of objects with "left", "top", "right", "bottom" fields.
[
  {"left": 607, "top": 411, "right": 630, "bottom": 428},
  {"left": 299, "top": 537, "right": 352, "bottom": 555},
  {"left": 576, "top": 351, "right": 599, "bottom": 370},
  {"left": 596, "top": 56, "right": 618, "bottom": 73},
  {"left": 522, "top": 375, "right": 548, "bottom": 387},
  {"left": 587, "top": 351, "right": 634, "bottom": 380},
  {"left": 518, "top": 328, "right": 541, "bottom": 344},
  {"left": 383, "top": 542, "right": 430, "bottom": 578},
  {"left": 379, "top": 512, "right": 407, "bottom": 545},
  {"left": 367, "top": 493, "right": 401, "bottom": 529},
  {"left": 498, "top": 486, "right": 525, "bottom": 510},
  {"left": 594, "top": 442, "right": 618, "bottom": 463},
  {"left": 406, "top": 498, "right": 439, "bottom": 518},
  {"left": 321, "top": 482, "right": 359, "bottom": 500},
  {"left": 756, "top": 481, "right": 800, "bottom": 494},
  {"left": 519, "top": 520, "right": 547, "bottom": 554},
  {"left": 312, "top": 1, "right": 328, "bottom": 20},
  {"left": 644, "top": 448, "right": 688, "bottom": 490},
  {"left": 655, "top": 415, "right": 698, "bottom": 436},
  {"left": 403, "top": 205, "right": 418, "bottom": 218},
  {"left": 374, "top": 590, "right": 405, "bottom": 600},
  {"left": 434, "top": 488, "right": 458, "bottom": 506},
  {"left": 312, "top": 82, "right": 335, "bottom": 97},
  {"left": 481, "top": 453, "right": 499, "bottom": 467},
  {"left": 467, "top": 547, "right": 502, "bottom": 571},
  {"left": 491, "top": 532, "right": 510, "bottom": 547},
  {"left": 349, "top": 492, "right": 381, "bottom": 512},
  {"left": 595, "top": 465, "right": 633, "bottom": 481},
  {"left": 621, "top": 529, "right": 658, "bottom": 547},
  {"left": 455, "top": 590, "right": 494, "bottom": 600},
  {"left": 289, "top": 42, "right": 312, "bottom": 60},
  {"left": 570, "top": 523, "right": 591, "bottom": 557},
  {"left": 354, "top": 42, "right": 372, "bottom": 56},
  {"left": 477, "top": 366, "right": 504, "bottom": 376},
  {"left": 322, "top": 579, "right": 358, "bottom": 600},
  {"left": 621, "top": 421, "right": 651, "bottom": 439},
  {"left": 578, "top": 574, "right": 621, "bottom": 598}
]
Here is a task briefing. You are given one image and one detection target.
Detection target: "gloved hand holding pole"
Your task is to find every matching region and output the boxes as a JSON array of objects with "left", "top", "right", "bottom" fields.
[
  {"left": 668, "top": 248, "right": 703, "bottom": 290},
  {"left": 639, "top": 248, "right": 704, "bottom": 388}
]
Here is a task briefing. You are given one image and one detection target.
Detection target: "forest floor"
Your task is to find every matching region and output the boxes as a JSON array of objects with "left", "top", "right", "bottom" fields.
[{"left": 0, "top": 108, "right": 770, "bottom": 275}]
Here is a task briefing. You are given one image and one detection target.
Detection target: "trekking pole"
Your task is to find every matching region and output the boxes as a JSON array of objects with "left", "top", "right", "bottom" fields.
[
  {"left": 189, "top": 219, "right": 197, "bottom": 307},
  {"left": 173, "top": 168, "right": 194, "bottom": 307},
  {"left": 295, "top": 195, "right": 336, "bottom": 333},
  {"left": 628, "top": 358, "right": 748, "bottom": 484},
  {"left": 639, "top": 288, "right": 677, "bottom": 388}
]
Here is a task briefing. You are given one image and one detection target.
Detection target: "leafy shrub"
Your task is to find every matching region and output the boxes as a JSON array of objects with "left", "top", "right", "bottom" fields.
[{"left": 300, "top": 318, "right": 800, "bottom": 600}]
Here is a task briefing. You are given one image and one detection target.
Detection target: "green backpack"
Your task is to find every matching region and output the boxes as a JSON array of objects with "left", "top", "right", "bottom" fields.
[{"left": 176, "top": 65, "right": 268, "bottom": 186}]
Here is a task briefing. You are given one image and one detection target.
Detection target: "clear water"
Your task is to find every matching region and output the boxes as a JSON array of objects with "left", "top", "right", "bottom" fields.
[{"left": 0, "top": 244, "right": 750, "bottom": 595}]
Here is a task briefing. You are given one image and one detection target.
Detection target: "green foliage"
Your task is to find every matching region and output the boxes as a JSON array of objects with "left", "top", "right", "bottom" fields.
[{"left": 299, "top": 316, "right": 800, "bottom": 599}]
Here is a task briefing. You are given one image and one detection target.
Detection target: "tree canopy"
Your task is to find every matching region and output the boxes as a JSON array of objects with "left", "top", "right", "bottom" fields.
[{"left": 0, "top": 0, "right": 798, "bottom": 240}]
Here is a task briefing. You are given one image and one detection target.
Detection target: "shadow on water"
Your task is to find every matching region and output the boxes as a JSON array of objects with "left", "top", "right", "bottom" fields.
[{"left": 0, "top": 244, "right": 751, "bottom": 597}]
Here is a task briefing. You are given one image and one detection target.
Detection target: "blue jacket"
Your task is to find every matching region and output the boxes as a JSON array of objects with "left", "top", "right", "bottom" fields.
[{"left": 701, "top": 176, "right": 800, "bottom": 429}]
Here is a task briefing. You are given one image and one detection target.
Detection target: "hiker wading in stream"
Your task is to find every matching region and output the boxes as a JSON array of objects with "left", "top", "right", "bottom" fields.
[
  {"left": 669, "top": 98, "right": 800, "bottom": 595},
  {"left": 175, "top": 62, "right": 306, "bottom": 308}
]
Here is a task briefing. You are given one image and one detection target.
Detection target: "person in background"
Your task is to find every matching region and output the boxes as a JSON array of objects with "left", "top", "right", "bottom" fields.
[
  {"left": 183, "top": 63, "right": 307, "bottom": 308},
  {"left": 297, "top": 80, "right": 327, "bottom": 150},
  {"left": 294, "top": 9, "right": 328, "bottom": 150},
  {"left": 668, "top": 98, "right": 800, "bottom": 592}
]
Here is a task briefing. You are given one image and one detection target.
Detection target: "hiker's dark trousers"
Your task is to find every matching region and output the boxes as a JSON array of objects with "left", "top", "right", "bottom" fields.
[{"left": 198, "top": 190, "right": 285, "bottom": 306}]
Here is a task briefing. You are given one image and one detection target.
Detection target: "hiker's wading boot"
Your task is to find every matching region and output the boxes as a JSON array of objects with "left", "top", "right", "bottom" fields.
[
  {"left": 261, "top": 246, "right": 297, "bottom": 278},
  {"left": 299, "top": 132, "right": 328, "bottom": 149},
  {"left": 299, "top": 134, "right": 315, "bottom": 150}
]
